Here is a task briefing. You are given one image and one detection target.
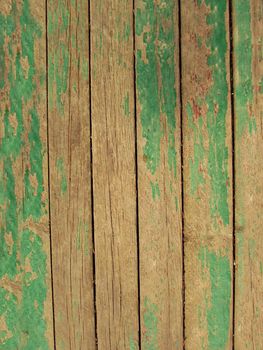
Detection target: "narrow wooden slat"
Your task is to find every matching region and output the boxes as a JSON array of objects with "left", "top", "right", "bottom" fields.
[
  {"left": 181, "top": 1, "right": 233, "bottom": 348},
  {"left": 135, "top": 1, "right": 183, "bottom": 348},
  {"left": 48, "top": 0, "right": 95, "bottom": 348},
  {"left": 233, "top": 0, "right": 263, "bottom": 346},
  {"left": 0, "top": 1, "right": 54, "bottom": 348},
  {"left": 90, "top": 0, "right": 139, "bottom": 348}
]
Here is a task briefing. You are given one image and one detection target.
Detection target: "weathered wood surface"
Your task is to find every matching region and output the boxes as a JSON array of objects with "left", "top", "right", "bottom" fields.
[
  {"left": 233, "top": 0, "right": 263, "bottom": 347},
  {"left": 0, "top": 1, "right": 54, "bottom": 348},
  {"left": 48, "top": 0, "right": 95, "bottom": 349},
  {"left": 181, "top": 1, "right": 233, "bottom": 349},
  {"left": 90, "top": 0, "right": 139, "bottom": 349},
  {"left": 0, "top": 1, "right": 263, "bottom": 349},
  {"left": 135, "top": 0, "right": 183, "bottom": 348}
]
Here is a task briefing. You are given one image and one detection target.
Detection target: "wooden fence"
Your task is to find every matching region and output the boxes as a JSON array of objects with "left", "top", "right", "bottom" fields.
[{"left": 0, "top": 0, "right": 262, "bottom": 349}]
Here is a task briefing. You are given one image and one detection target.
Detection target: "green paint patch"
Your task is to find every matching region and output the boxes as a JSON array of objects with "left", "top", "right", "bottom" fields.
[
  {"left": 0, "top": 1, "right": 49, "bottom": 347},
  {"left": 123, "top": 92, "right": 130, "bottom": 117},
  {"left": 56, "top": 158, "right": 67, "bottom": 194},
  {"left": 24, "top": 108, "right": 45, "bottom": 219},
  {"left": 136, "top": 0, "right": 177, "bottom": 180},
  {"left": 259, "top": 78, "right": 263, "bottom": 94},
  {"left": 197, "top": 35, "right": 202, "bottom": 48},
  {"left": 260, "top": 262, "right": 263, "bottom": 275},
  {"left": 205, "top": 0, "right": 230, "bottom": 226},
  {"left": 142, "top": 297, "right": 158, "bottom": 350},
  {"left": 48, "top": 2, "right": 70, "bottom": 114},
  {"left": 129, "top": 334, "right": 137, "bottom": 350},
  {"left": 175, "top": 196, "right": 178, "bottom": 211},
  {"left": 187, "top": 102, "right": 205, "bottom": 195},
  {"left": 150, "top": 181, "right": 160, "bottom": 200},
  {"left": 199, "top": 247, "right": 231, "bottom": 350},
  {"left": 234, "top": 0, "right": 257, "bottom": 136},
  {"left": 124, "top": 23, "right": 131, "bottom": 41}
]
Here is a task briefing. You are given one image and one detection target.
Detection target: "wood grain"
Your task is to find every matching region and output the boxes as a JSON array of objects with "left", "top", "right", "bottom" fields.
[
  {"left": 47, "top": 0, "right": 95, "bottom": 348},
  {"left": 0, "top": 1, "right": 54, "bottom": 348},
  {"left": 90, "top": 0, "right": 139, "bottom": 348},
  {"left": 135, "top": 1, "right": 183, "bottom": 348},
  {"left": 233, "top": 0, "right": 263, "bottom": 347},
  {"left": 181, "top": 1, "right": 233, "bottom": 348}
]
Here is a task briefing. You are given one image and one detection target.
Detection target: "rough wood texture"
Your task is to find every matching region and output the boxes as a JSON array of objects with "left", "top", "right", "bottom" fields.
[
  {"left": 0, "top": 1, "right": 54, "bottom": 348},
  {"left": 181, "top": 1, "right": 233, "bottom": 349},
  {"left": 90, "top": 0, "right": 139, "bottom": 348},
  {"left": 135, "top": 1, "right": 183, "bottom": 348},
  {"left": 48, "top": 0, "right": 95, "bottom": 348},
  {"left": 233, "top": 0, "right": 263, "bottom": 347}
]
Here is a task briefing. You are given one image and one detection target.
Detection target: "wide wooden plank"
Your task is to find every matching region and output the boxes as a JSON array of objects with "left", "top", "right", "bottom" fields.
[
  {"left": 0, "top": 1, "right": 54, "bottom": 348},
  {"left": 47, "top": 0, "right": 95, "bottom": 348},
  {"left": 135, "top": 1, "right": 183, "bottom": 348},
  {"left": 90, "top": 0, "right": 139, "bottom": 348},
  {"left": 181, "top": 1, "right": 233, "bottom": 348},
  {"left": 233, "top": 0, "right": 263, "bottom": 346}
]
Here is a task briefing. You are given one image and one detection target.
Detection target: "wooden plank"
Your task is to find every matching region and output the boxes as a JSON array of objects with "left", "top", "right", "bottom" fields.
[
  {"left": 90, "top": 0, "right": 139, "bottom": 349},
  {"left": 135, "top": 1, "right": 183, "bottom": 348},
  {"left": 0, "top": 1, "right": 54, "bottom": 348},
  {"left": 47, "top": 0, "right": 95, "bottom": 348},
  {"left": 181, "top": 1, "right": 233, "bottom": 349},
  {"left": 233, "top": 0, "right": 263, "bottom": 346}
]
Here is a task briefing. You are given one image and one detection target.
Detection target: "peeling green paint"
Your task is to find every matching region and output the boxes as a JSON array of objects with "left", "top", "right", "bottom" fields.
[
  {"left": 205, "top": 0, "right": 229, "bottom": 226},
  {"left": 48, "top": 0, "right": 70, "bottom": 114},
  {"left": 142, "top": 297, "right": 158, "bottom": 350},
  {"left": 123, "top": 92, "right": 130, "bottom": 117},
  {"left": 136, "top": 0, "right": 177, "bottom": 183},
  {"left": 124, "top": 23, "right": 131, "bottom": 41},
  {"left": 0, "top": 1, "right": 49, "bottom": 347},
  {"left": 129, "top": 334, "right": 137, "bottom": 350},
  {"left": 150, "top": 181, "right": 160, "bottom": 200},
  {"left": 199, "top": 247, "right": 231, "bottom": 350},
  {"left": 234, "top": 0, "right": 257, "bottom": 136},
  {"left": 187, "top": 102, "right": 205, "bottom": 195},
  {"left": 259, "top": 78, "right": 263, "bottom": 94},
  {"left": 56, "top": 158, "right": 67, "bottom": 194}
]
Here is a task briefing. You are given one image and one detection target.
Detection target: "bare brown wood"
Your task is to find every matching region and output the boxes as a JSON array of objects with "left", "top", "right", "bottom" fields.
[
  {"left": 181, "top": 1, "right": 233, "bottom": 349},
  {"left": 135, "top": 1, "right": 183, "bottom": 348},
  {"left": 47, "top": 0, "right": 95, "bottom": 348},
  {"left": 90, "top": 0, "right": 139, "bottom": 348},
  {"left": 233, "top": 0, "right": 263, "bottom": 347}
]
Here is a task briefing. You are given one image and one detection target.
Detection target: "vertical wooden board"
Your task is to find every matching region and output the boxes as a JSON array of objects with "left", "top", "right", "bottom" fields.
[
  {"left": 0, "top": 1, "right": 54, "bottom": 348},
  {"left": 135, "top": 1, "right": 183, "bottom": 348},
  {"left": 90, "top": 0, "right": 139, "bottom": 349},
  {"left": 181, "top": 1, "right": 233, "bottom": 349},
  {"left": 48, "top": 0, "right": 95, "bottom": 349},
  {"left": 233, "top": 0, "right": 263, "bottom": 347}
]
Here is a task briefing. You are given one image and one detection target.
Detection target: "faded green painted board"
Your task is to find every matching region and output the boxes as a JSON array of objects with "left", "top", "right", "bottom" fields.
[
  {"left": 90, "top": 0, "right": 139, "bottom": 348},
  {"left": 0, "top": 0, "right": 54, "bottom": 348},
  {"left": 135, "top": 0, "right": 183, "bottom": 348},
  {"left": 233, "top": 0, "right": 263, "bottom": 347},
  {"left": 181, "top": 1, "right": 233, "bottom": 349},
  {"left": 48, "top": 0, "right": 95, "bottom": 348}
]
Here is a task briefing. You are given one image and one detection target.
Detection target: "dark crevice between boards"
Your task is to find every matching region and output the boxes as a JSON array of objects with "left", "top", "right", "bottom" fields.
[
  {"left": 228, "top": 1, "right": 236, "bottom": 348},
  {"left": 133, "top": 0, "right": 142, "bottom": 348},
  {"left": 178, "top": 0, "right": 186, "bottom": 348},
  {"left": 45, "top": 1, "right": 57, "bottom": 349},
  {"left": 88, "top": 0, "right": 98, "bottom": 347}
]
